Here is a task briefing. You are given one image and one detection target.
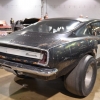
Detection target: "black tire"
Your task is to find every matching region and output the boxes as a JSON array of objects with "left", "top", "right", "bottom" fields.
[{"left": 64, "top": 55, "right": 97, "bottom": 96}]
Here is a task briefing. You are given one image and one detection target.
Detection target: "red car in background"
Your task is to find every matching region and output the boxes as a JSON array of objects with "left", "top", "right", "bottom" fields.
[{"left": 0, "top": 20, "right": 12, "bottom": 36}]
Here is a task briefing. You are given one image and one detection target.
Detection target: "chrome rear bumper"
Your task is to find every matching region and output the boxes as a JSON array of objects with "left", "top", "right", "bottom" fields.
[{"left": 0, "top": 59, "right": 58, "bottom": 79}]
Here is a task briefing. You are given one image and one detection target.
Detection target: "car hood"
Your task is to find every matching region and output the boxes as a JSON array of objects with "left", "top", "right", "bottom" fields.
[{"left": 0, "top": 31, "right": 73, "bottom": 50}]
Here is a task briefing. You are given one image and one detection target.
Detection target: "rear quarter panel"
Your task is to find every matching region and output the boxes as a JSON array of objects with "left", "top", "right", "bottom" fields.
[{"left": 48, "top": 37, "right": 98, "bottom": 71}]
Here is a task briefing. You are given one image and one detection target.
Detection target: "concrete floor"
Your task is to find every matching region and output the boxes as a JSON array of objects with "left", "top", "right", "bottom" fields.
[{"left": 0, "top": 69, "right": 100, "bottom": 100}]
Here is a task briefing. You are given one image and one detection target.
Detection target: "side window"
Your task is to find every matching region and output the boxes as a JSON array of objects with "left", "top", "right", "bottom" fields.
[
  {"left": 91, "top": 22, "right": 100, "bottom": 36},
  {"left": 75, "top": 25, "right": 91, "bottom": 37}
]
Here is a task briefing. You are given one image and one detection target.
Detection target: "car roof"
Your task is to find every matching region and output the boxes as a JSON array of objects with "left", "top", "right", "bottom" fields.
[{"left": 44, "top": 17, "right": 99, "bottom": 23}]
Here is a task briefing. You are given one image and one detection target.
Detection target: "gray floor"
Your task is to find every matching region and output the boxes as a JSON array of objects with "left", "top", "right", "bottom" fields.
[{"left": 0, "top": 69, "right": 100, "bottom": 100}]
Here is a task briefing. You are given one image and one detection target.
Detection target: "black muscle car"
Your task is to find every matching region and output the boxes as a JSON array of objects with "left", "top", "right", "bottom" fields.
[{"left": 0, "top": 18, "right": 99, "bottom": 97}]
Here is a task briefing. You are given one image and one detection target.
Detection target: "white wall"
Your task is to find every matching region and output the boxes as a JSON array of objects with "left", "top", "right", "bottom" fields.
[
  {"left": 43, "top": 0, "right": 100, "bottom": 19},
  {"left": 0, "top": 0, "right": 100, "bottom": 25},
  {"left": 0, "top": 0, "right": 41, "bottom": 25}
]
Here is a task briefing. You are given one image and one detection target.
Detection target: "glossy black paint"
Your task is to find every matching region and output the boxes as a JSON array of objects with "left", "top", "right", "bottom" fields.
[{"left": 0, "top": 18, "right": 100, "bottom": 80}]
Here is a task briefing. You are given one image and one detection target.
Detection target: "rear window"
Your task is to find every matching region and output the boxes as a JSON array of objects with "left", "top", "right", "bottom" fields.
[{"left": 20, "top": 20, "right": 80, "bottom": 34}]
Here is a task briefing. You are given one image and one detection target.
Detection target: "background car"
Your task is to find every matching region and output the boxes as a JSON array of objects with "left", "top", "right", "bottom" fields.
[
  {"left": 0, "top": 20, "right": 12, "bottom": 36},
  {"left": 0, "top": 18, "right": 99, "bottom": 97},
  {"left": 14, "top": 18, "right": 41, "bottom": 31}
]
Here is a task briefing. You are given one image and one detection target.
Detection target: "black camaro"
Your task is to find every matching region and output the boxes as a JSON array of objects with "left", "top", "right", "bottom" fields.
[{"left": 0, "top": 18, "right": 100, "bottom": 96}]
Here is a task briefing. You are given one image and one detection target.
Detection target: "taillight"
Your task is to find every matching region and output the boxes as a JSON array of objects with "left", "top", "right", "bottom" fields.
[{"left": 39, "top": 52, "right": 47, "bottom": 64}]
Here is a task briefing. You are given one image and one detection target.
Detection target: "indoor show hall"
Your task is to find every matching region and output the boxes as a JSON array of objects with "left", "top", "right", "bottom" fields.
[{"left": 0, "top": 0, "right": 100, "bottom": 100}]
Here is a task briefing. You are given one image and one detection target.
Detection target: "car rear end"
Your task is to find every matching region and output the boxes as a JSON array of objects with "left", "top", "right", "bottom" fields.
[{"left": 0, "top": 43, "right": 58, "bottom": 80}]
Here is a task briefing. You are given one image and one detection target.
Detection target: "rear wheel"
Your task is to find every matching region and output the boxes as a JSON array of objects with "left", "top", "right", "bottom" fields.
[{"left": 64, "top": 55, "right": 97, "bottom": 96}]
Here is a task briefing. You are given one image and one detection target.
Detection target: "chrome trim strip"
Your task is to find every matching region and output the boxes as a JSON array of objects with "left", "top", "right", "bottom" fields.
[
  {"left": 0, "top": 59, "right": 58, "bottom": 77},
  {"left": 0, "top": 42, "right": 48, "bottom": 51},
  {"left": 10, "top": 66, "right": 58, "bottom": 77}
]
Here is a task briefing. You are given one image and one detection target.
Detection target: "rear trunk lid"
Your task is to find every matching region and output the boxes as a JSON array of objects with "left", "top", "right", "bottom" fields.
[
  {"left": 0, "top": 31, "right": 70, "bottom": 66},
  {"left": 0, "top": 31, "right": 70, "bottom": 49}
]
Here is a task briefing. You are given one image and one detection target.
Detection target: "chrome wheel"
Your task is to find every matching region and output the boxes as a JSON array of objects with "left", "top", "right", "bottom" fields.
[{"left": 85, "top": 64, "right": 93, "bottom": 88}]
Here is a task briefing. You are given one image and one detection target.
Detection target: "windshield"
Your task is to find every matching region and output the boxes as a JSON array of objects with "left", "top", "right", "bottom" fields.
[{"left": 20, "top": 20, "right": 80, "bottom": 34}]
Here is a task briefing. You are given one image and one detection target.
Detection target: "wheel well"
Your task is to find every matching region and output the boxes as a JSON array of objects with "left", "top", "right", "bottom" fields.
[{"left": 87, "top": 52, "right": 95, "bottom": 58}]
